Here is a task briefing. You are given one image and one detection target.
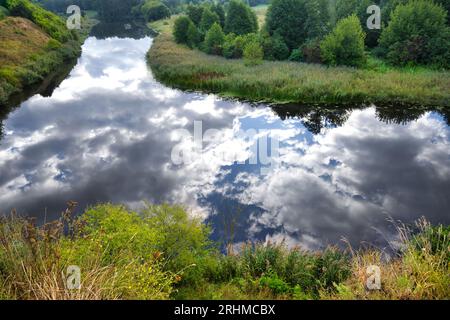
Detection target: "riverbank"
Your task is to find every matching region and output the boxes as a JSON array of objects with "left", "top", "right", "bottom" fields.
[
  {"left": 147, "top": 17, "right": 450, "bottom": 107},
  {"left": 0, "top": 203, "right": 448, "bottom": 300},
  {"left": 0, "top": 2, "right": 97, "bottom": 106}
]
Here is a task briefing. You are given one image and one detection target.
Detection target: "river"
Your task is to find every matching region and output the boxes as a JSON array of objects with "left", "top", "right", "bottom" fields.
[{"left": 1, "top": 31, "right": 449, "bottom": 250}]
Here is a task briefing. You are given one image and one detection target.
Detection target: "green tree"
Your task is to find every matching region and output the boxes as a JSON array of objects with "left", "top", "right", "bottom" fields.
[
  {"left": 335, "top": 0, "right": 359, "bottom": 21},
  {"left": 199, "top": 7, "right": 220, "bottom": 33},
  {"left": 186, "top": 3, "right": 204, "bottom": 26},
  {"left": 305, "top": 0, "right": 332, "bottom": 39},
  {"left": 334, "top": 0, "right": 382, "bottom": 47},
  {"left": 265, "top": 0, "right": 307, "bottom": 50},
  {"left": 212, "top": 2, "right": 225, "bottom": 27},
  {"left": 186, "top": 21, "right": 201, "bottom": 48},
  {"left": 204, "top": 22, "right": 225, "bottom": 55},
  {"left": 320, "top": 15, "right": 366, "bottom": 67},
  {"left": 140, "top": 0, "right": 171, "bottom": 22},
  {"left": 379, "top": 0, "right": 450, "bottom": 67},
  {"left": 173, "top": 15, "right": 194, "bottom": 45},
  {"left": 224, "top": 0, "right": 258, "bottom": 35},
  {"left": 222, "top": 33, "right": 237, "bottom": 58},
  {"left": 243, "top": 39, "right": 264, "bottom": 66},
  {"left": 271, "top": 33, "right": 290, "bottom": 60}
]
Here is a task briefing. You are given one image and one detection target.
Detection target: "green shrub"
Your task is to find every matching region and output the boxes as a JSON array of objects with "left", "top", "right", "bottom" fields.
[
  {"left": 314, "top": 248, "right": 351, "bottom": 290},
  {"left": 186, "top": 21, "right": 201, "bottom": 48},
  {"left": 259, "top": 275, "right": 292, "bottom": 294},
  {"left": 288, "top": 48, "right": 302, "bottom": 61},
  {"left": 243, "top": 39, "right": 264, "bottom": 66},
  {"left": 379, "top": 0, "right": 450, "bottom": 68},
  {"left": 222, "top": 33, "right": 237, "bottom": 59},
  {"left": 224, "top": 0, "right": 258, "bottom": 35},
  {"left": 300, "top": 39, "right": 322, "bottom": 64},
  {"left": 45, "top": 38, "right": 62, "bottom": 50},
  {"left": 173, "top": 16, "right": 194, "bottom": 45},
  {"left": 320, "top": 15, "right": 366, "bottom": 67},
  {"left": 271, "top": 33, "right": 290, "bottom": 60},
  {"left": 204, "top": 22, "right": 225, "bottom": 55},
  {"left": 0, "top": 67, "right": 20, "bottom": 86}
]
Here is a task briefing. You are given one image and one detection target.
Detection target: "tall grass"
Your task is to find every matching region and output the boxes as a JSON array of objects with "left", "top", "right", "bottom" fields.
[
  {"left": 147, "top": 26, "right": 450, "bottom": 107},
  {"left": 0, "top": 203, "right": 448, "bottom": 300}
]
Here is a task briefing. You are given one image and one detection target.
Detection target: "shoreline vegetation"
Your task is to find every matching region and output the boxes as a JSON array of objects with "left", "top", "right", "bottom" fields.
[
  {"left": 0, "top": 203, "right": 448, "bottom": 300},
  {"left": 148, "top": 8, "right": 450, "bottom": 107},
  {"left": 0, "top": 0, "right": 97, "bottom": 106}
]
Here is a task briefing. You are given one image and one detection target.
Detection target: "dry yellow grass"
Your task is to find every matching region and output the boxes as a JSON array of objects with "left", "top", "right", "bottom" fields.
[{"left": 0, "top": 17, "right": 50, "bottom": 67}]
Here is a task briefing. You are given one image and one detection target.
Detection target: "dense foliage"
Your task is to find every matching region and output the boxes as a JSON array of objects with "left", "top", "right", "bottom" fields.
[
  {"left": 1, "top": 203, "right": 448, "bottom": 299},
  {"left": 204, "top": 22, "right": 225, "bottom": 55},
  {"left": 170, "top": 0, "right": 449, "bottom": 69},
  {"left": 379, "top": 0, "right": 450, "bottom": 67},
  {"left": 321, "top": 15, "right": 366, "bottom": 67},
  {"left": 140, "top": 0, "right": 171, "bottom": 22},
  {"left": 224, "top": 0, "right": 258, "bottom": 35}
]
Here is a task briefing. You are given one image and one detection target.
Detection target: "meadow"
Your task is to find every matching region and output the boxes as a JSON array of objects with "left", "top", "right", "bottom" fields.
[
  {"left": 0, "top": 202, "right": 448, "bottom": 300},
  {"left": 148, "top": 16, "right": 450, "bottom": 107}
]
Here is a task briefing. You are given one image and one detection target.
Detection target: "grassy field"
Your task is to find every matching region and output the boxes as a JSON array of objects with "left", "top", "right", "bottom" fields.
[
  {"left": 148, "top": 16, "right": 450, "bottom": 107},
  {"left": 0, "top": 203, "right": 448, "bottom": 300}
]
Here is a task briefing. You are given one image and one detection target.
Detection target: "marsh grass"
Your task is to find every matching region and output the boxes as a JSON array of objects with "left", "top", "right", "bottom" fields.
[
  {"left": 148, "top": 23, "right": 450, "bottom": 107},
  {"left": 322, "top": 219, "right": 449, "bottom": 300}
]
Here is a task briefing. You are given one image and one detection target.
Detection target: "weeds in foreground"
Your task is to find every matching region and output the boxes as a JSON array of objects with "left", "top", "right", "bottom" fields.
[{"left": 0, "top": 203, "right": 448, "bottom": 300}]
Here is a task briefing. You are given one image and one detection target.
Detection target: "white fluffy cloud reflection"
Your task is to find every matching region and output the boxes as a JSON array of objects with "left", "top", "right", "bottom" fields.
[{"left": 0, "top": 36, "right": 449, "bottom": 250}]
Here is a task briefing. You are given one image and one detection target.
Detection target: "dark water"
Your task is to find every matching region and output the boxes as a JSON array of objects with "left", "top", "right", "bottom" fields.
[{"left": 1, "top": 35, "right": 449, "bottom": 250}]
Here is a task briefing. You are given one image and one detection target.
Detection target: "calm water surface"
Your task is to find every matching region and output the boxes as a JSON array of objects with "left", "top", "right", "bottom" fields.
[{"left": 1, "top": 35, "right": 449, "bottom": 250}]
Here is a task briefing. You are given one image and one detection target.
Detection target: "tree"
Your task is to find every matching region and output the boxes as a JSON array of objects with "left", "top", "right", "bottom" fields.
[
  {"left": 223, "top": 33, "right": 237, "bottom": 58},
  {"left": 224, "top": 0, "right": 258, "bottom": 35},
  {"left": 199, "top": 7, "right": 220, "bottom": 33},
  {"left": 271, "top": 33, "right": 290, "bottom": 60},
  {"left": 334, "top": 0, "right": 382, "bottom": 47},
  {"left": 304, "top": 0, "right": 332, "bottom": 39},
  {"left": 212, "top": 3, "right": 225, "bottom": 27},
  {"left": 379, "top": 0, "right": 450, "bottom": 67},
  {"left": 335, "top": 0, "right": 359, "bottom": 21},
  {"left": 186, "top": 21, "right": 201, "bottom": 48},
  {"left": 320, "top": 15, "right": 366, "bottom": 67},
  {"left": 140, "top": 0, "right": 171, "bottom": 22},
  {"left": 204, "top": 22, "right": 225, "bottom": 55},
  {"left": 265, "top": 0, "right": 307, "bottom": 50},
  {"left": 173, "top": 16, "right": 194, "bottom": 45},
  {"left": 243, "top": 40, "right": 264, "bottom": 66},
  {"left": 186, "top": 3, "right": 204, "bottom": 26}
]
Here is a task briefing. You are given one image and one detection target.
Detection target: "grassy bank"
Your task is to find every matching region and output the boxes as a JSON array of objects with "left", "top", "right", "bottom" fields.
[
  {"left": 0, "top": 203, "right": 448, "bottom": 300},
  {"left": 147, "top": 17, "right": 450, "bottom": 107},
  {"left": 0, "top": 1, "right": 96, "bottom": 105}
]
